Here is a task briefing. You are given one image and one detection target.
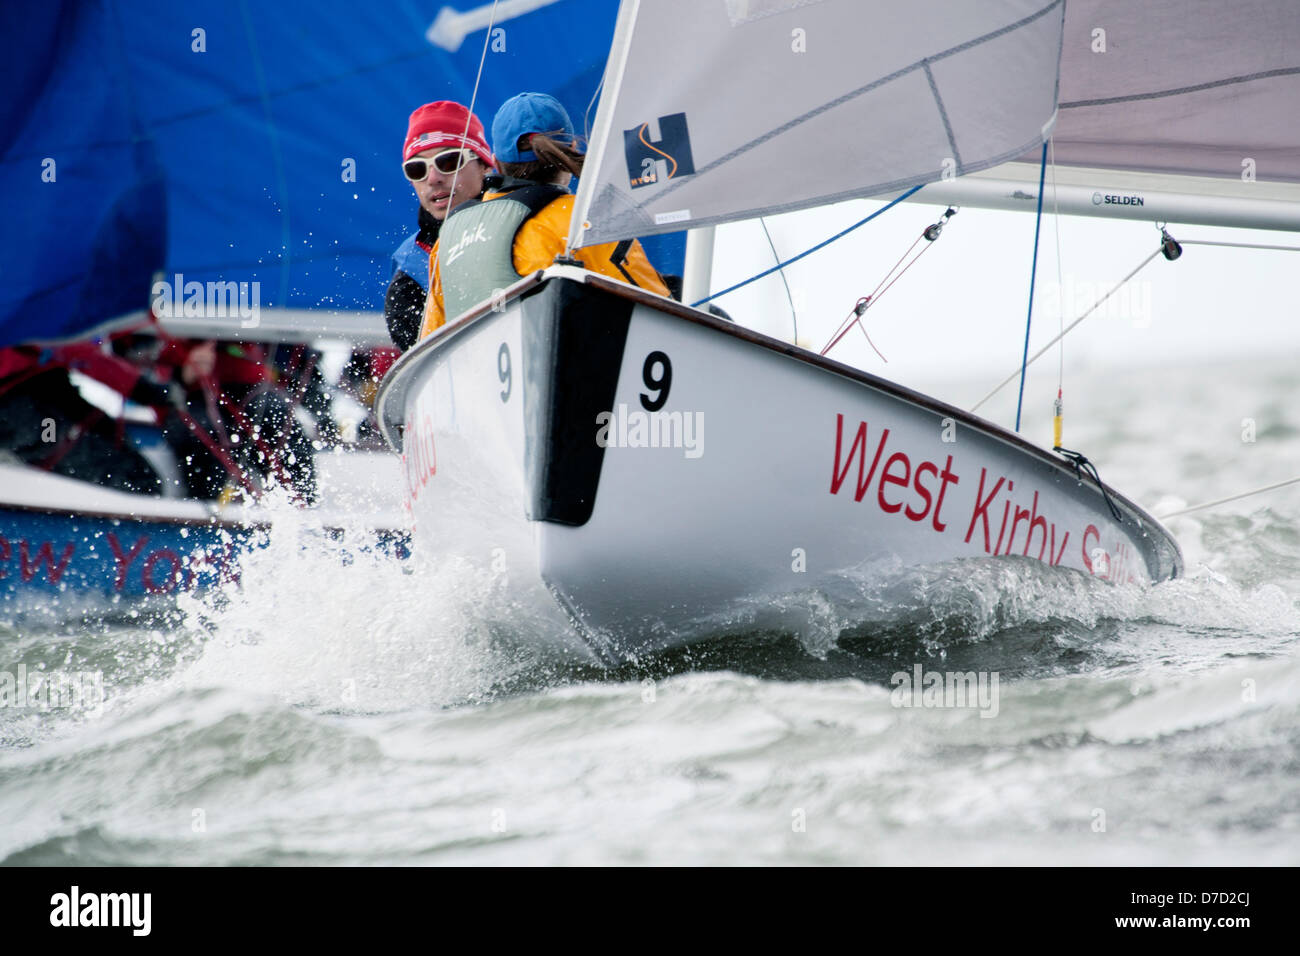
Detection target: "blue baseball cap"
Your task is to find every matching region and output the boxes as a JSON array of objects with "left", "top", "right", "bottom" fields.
[{"left": 491, "top": 92, "right": 578, "bottom": 163}]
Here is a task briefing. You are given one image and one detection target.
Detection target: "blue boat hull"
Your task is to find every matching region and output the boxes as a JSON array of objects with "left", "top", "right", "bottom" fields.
[{"left": 1, "top": 505, "right": 253, "bottom": 607}]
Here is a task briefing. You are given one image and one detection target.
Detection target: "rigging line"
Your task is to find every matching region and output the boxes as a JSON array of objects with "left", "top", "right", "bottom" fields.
[
  {"left": 1049, "top": 137, "right": 1065, "bottom": 451},
  {"left": 870, "top": 237, "right": 933, "bottom": 304},
  {"left": 822, "top": 298, "right": 887, "bottom": 361},
  {"left": 853, "top": 310, "right": 887, "bottom": 362},
  {"left": 447, "top": 0, "right": 501, "bottom": 218},
  {"left": 868, "top": 236, "right": 924, "bottom": 303},
  {"left": 1049, "top": 137, "right": 1064, "bottom": 397},
  {"left": 1179, "top": 239, "right": 1300, "bottom": 253},
  {"left": 819, "top": 234, "right": 922, "bottom": 354},
  {"left": 1157, "top": 475, "right": 1300, "bottom": 519},
  {"left": 758, "top": 217, "right": 798, "bottom": 344},
  {"left": 1014, "top": 141, "right": 1049, "bottom": 433},
  {"left": 1055, "top": 447, "right": 1123, "bottom": 523},
  {"left": 821, "top": 300, "right": 867, "bottom": 356},
  {"left": 173, "top": 406, "right": 260, "bottom": 498},
  {"left": 582, "top": 71, "right": 604, "bottom": 141},
  {"left": 822, "top": 299, "right": 876, "bottom": 359},
  {"left": 971, "top": 248, "right": 1161, "bottom": 413},
  {"left": 823, "top": 234, "right": 941, "bottom": 357},
  {"left": 691, "top": 184, "right": 923, "bottom": 307},
  {"left": 820, "top": 205, "right": 954, "bottom": 357}
]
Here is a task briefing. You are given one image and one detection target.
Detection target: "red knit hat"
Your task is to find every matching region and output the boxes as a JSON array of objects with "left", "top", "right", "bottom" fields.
[{"left": 403, "top": 101, "right": 495, "bottom": 166}]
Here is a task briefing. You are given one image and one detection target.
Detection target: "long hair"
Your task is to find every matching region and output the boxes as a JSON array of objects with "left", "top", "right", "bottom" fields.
[{"left": 499, "top": 133, "right": 585, "bottom": 183}]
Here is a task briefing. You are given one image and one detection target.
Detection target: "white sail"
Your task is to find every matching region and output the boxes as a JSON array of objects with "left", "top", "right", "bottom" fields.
[
  {"left": 572, "top": 0, "right": 1300, "bottom": 246},
  {"left": 569, "top": 0, "right": 1066, "bottom": 248},
  {"left": 1045, "top": 0, "right": 1300, "bottom": 184},
  {"left": 915, "top": 0, "right": 1300, "bottom": 231}
]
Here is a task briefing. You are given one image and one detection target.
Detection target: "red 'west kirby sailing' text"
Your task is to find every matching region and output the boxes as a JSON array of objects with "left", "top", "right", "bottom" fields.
[{"left": 829, "top": 413, "right": 1090, "bottom": 571}]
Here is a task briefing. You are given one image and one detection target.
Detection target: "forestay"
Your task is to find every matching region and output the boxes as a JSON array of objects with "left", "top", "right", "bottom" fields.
[{"left": 569, "top": 0, "right": 1066, "bottom": 249}]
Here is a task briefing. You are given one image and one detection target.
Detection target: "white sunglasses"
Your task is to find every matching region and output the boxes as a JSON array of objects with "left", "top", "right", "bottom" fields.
[{"left": 402, "top": 148, "right": 477, "bottom": 181}]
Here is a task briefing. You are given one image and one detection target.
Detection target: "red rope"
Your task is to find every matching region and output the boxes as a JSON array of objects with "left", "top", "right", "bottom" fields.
[
  {"left": 818, "top": 233, "right": 938, "bottom": 359},
  {"left": 0, "top": 363, "right": 56, "bottom": 401},
  {"left": 214, "top": 387, "right": 296, "bottom": 494},
  {"left": 9, "top": 310, "right": 308, "bottom": 502},
  {"left": 36, "top": 408, "right": 106, "bottom": 472},
  {"left": 142, "top": 312, "right": 266, "bottom": 498},
  {"left": 872, "top": 238, "right": 938, "bottom": 305},
  {"left": 173, "top": 405, "right": 261, "bottom": 498},
  {"left": 821, "top": 298, "right": 873, "bottom": 357},
  {"left": 2, "top": 355, "right": 138, "bottom": 471}
]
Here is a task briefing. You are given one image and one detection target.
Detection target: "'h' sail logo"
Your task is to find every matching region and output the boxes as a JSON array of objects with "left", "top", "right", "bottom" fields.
[{"left": 624, "top": 113, "right": 696, "bottom": 189}]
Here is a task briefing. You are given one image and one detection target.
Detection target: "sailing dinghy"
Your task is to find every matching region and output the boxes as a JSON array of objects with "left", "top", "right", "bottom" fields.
[{"left": 378, "top": 0, "right": 1299, "bottom": 663}]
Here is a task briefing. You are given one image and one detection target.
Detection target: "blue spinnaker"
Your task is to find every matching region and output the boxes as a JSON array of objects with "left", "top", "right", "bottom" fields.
[{"left": 1, "top": 0, "right": 683, "bottom": 347}]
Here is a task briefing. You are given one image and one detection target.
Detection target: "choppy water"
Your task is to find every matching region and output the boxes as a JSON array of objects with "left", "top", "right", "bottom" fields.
[{"left": 2, "top": 357, "right": 1299, "bottom": 865}]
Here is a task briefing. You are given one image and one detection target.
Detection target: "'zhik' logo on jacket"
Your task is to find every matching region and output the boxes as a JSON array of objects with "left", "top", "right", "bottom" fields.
[
  {"left": 624, "top": 113, "right": 696, "bottom": 189},
  {"left": 444, "top": 223, "right": 489, "bottom": 264}
]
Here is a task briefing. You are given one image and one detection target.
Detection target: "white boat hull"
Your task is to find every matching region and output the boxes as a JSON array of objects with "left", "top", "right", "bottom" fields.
[{"left": 379, "top": 268, "right": 1181, "bottom": 663}]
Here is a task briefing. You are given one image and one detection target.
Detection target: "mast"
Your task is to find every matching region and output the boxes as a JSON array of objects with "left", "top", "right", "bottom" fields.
[{"left": 681, "top": 227, "right": 715, "bottom": 306}]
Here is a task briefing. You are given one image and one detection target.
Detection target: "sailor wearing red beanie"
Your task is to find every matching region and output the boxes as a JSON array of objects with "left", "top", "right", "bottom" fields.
[
  {"left": 402, "top": 101, "right": 495, "bottom": 165},
  {"left": 386, "top": 101, "right": 495, "bottom": 352}
]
